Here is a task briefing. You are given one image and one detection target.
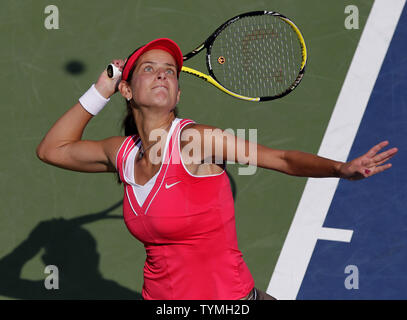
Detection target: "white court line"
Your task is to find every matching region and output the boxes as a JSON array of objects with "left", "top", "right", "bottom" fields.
[
  {"left": 267, "top": 0, "right": 406, "bottom": 300},
  {"left": 318, "top": 227, "right": 353, "bottom": 243}
]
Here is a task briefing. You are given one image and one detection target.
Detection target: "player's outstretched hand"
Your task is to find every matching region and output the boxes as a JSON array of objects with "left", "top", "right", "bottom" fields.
[
  {"left": 94, "top": 59, "right": 126, "bottom": 99},
  {"left": 338, "top": 141, "right": 398, "bottom": 180}
]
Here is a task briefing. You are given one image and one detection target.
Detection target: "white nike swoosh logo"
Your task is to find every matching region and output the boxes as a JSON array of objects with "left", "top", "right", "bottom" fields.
[{"left": 165, "top": 181, "right": 181, "bottom": 189}]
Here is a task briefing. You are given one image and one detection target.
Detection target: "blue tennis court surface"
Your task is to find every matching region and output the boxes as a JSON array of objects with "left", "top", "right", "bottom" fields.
[{"left": 298, "top": 3, "right": 407, "bottom": 299}]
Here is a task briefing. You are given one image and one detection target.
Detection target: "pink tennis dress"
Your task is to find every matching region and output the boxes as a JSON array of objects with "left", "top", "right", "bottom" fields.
[{"left": 116, "top": 118, "right": 254, "bottom": 299}]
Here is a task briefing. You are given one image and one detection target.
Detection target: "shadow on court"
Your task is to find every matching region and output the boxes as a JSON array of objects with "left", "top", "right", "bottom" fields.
[
  {"left": 0, "top": 201, "right": 142, "bottom": 300},
  {"left": 64, "top": 60, "right": 86, "bottom": 75}
]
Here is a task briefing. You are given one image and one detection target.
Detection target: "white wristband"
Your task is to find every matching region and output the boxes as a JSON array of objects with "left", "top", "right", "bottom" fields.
[{"left": 78, "top": 84, "right": 110, "bottom": 115}]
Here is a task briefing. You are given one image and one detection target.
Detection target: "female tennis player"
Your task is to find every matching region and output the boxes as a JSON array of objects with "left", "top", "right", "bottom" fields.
[{"left": 36, "top": 38, "right": 397, "bottom": 300}]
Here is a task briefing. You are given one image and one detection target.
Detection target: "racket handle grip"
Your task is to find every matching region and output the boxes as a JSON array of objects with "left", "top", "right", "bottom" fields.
[{"left": 107, "top": 63, "right": 122, "bottom": 80}]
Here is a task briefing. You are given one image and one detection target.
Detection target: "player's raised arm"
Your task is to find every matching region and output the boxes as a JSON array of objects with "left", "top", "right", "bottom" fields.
[
  {"left": 36, "top": 60, "right": 126, "bottom": 173},
  {"left": 182, "top": 125, "right": 398, "bottom": 180},
  {"left": 256, "top": 140, "right": 397, "bottom": 179}
]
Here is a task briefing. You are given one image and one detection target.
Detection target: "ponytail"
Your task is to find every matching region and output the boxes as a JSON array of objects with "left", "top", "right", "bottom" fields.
[{"left": 122, "top": 100, "right": 138, "bottom": 136}]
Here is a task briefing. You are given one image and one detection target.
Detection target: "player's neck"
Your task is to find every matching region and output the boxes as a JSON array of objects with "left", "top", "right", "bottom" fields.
[{"left": 133, "top": 109, "right": 175, "bottom": 151}]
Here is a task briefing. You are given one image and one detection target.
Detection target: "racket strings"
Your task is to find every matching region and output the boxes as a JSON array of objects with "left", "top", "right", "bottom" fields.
[{"left": 209, "top": 14, "right": 303, "bottom": 98}]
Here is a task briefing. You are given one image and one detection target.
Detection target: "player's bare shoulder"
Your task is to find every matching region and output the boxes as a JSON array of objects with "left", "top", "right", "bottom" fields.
[
  {"left": 102, "top": 136, "right": 128, "bottom": 168},
  {"left": 180, "top": 123, "right": 212, "bottom": 150}
]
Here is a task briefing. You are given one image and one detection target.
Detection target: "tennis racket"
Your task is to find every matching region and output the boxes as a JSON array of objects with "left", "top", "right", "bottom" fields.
[{"left": 108, "top": 10, "right": 307, "bottom": 102}]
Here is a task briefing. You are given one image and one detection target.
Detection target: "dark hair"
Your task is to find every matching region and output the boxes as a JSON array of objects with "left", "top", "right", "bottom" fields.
[{"left": 122, "top": 100, "right": 138, "bottom": 136}]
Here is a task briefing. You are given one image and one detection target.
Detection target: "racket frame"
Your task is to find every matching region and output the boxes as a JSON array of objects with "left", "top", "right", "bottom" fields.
[{"left": 181, "top": 10, "right": 307, "bottom": 102}]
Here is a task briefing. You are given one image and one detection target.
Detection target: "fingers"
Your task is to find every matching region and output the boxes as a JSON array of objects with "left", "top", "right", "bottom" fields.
[
  {"left": 357, "top": 163, "right": 391, "bottom": 180},
  {"left": 112, "top": 59, "right": 126, "bottom": 71},
  {"left": 369, "top": 163, "right": 393, "bottom": 176},
  {"left": 350, "top": 141, "right": 398, "bottom": 180},
  {"left": 96, "top": 59, "right": 125, "bottom": 97},
  {"left": 372, "top": 147, "right": 398, "bottom": 164},
  {"left": 366, "top": 140, "right": 389, "bottom": 158}
]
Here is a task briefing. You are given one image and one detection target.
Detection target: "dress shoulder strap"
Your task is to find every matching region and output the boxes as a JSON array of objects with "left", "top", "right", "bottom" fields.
[{"left": 116, "top": 135, "right": 139, "bottom": 183}]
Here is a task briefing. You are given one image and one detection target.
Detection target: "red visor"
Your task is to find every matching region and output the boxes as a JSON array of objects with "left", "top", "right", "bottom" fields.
[{"left": 122, "top": 38, "right": 183, "bottom": 81}]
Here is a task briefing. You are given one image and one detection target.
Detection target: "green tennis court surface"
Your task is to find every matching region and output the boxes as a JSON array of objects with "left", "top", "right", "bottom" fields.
[{"left": 0, "top": 0, "right": 373, "bottom": 299}]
